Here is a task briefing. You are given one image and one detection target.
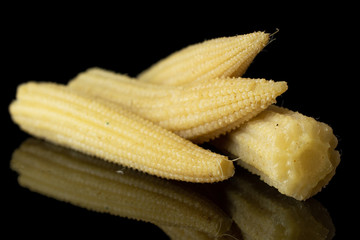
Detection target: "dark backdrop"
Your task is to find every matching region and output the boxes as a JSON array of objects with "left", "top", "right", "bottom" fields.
[{"left": 3, "top": 5, "right": 356, "bottom": 239}]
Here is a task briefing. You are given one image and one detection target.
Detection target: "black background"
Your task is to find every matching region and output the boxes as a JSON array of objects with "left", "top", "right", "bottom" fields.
[{"left": 3, "top": 5, "right": 356, "bottom": 239}]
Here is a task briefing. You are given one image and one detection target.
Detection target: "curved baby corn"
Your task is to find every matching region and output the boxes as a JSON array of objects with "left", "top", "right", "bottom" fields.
[
  {"left": 9, "top": 82, "right": 234, "bottom": 182},
  {"left": 138, "top": 31, "right": 269, "bottom": 85},
  {"left": 69, "top": 68, "right": 287, "bottom": 143},
  {"left": 10, "top": 138, "right": 233, "bottom": 237}
]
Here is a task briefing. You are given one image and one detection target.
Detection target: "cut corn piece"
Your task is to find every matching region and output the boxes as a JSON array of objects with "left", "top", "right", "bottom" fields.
[
  {"left": 69, "top": 67, "right": 287, "bottom": 143},
  {"left": 211, "top": 105, "right": 340, "bottom": 200},
  {"left": 138, "top": 31, "right": 269, "bottom": 85},
  {"left": 221, "top": 168, "right": 335, "bottom": 240},
  {"left": 9, "top": 82, "right": 234, "bottom": 182},
  {"left": 10, "top": 138, "right": 233, "bottom": 237}
]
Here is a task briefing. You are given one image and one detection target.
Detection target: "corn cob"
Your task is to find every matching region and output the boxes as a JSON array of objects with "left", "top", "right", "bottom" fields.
[
  {"left": 220, "top": 168, "right": 335, "bottom": 240},
  {"left": 9, "top": 82, "right": 235, "bottom": 182},
  {"left": 138, "top": 31, "right": 269, "bottom": 85},
  {"left": 211, "top": 105, "right": 340, "bottom": 200},
  {"left": 10, "top": 138, "right": 233, "bottom": 237},
  {"left": 68, "top": 67, "right": 287, "bottom": 143}
]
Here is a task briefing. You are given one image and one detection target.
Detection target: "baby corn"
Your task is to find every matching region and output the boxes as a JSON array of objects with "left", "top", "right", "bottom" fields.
[
  {"left": 211, "top": 105, "right": 340, "bottom": 200},
  {"left": 69, "top": 67, "right": 287, "bottom": 143},
  {"left": 9, "top": 82, "right": 234, "bottom": 182},
  {"left": 10, "top": 138, "right": 233, "bottom": 237},
  {"left": 138, "top": 31, "right": 269, "bottom": 85}
]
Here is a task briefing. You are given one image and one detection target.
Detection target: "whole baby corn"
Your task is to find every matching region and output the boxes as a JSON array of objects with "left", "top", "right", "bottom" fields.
[
  {"left": 9, "top": 82, "right": 235, "bottom": 182},
  {"left": 211, "top": 105, "right": 340, "bottom": 200},
  {"left": 69, "top": 67, "right": 287, "bottom": 143},
  {"left": 138, "top": 31, "right": 269, "bottom": 85},
  {"left": 10, "top": 138, "right": 233, "bottom": 237}
]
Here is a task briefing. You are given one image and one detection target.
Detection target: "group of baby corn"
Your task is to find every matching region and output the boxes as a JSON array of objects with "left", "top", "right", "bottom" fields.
[{"left": 9, "top": 31, "right": 340, "bottom": 201}]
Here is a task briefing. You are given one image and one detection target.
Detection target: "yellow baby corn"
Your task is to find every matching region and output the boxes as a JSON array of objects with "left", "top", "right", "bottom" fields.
[
  {"left": 10, "top": 138, "right": 233, "bottom": 237},
  {"left": 138, "top": 31, "right": 269, "bottom": 85},
  {"left": 212, "top": 105, "right": 340, "bottom": 200},
  {"left": 69, "top": 67, "right": 287, "bottom": 143},
  {"left": 9, "top": 82, "right": 235, "bottom": 182},
  {"left": 221, "top": 168, "right": 335, "bottom": 240}
]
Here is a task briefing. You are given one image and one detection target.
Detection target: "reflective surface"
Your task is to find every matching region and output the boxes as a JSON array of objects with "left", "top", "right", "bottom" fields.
[{"left": 9, "top": 138, "right": 335, "bottom": 239}]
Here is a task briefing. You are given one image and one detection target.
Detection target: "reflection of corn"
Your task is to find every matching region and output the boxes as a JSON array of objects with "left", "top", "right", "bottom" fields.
[
  {"left": 159, "top": 223, "right": 243, "bottom": 240},
  {"left": 10, "top": 138, "right": 233, "bottom": 237},
  {"left": 212, "top": 105, "right": 340, "bottom": 200},
  {"left": 9, "top": 82, "right": 234, "bottom": 182},
  {"left": 138, "top": 32, "right": 269, "bottom": 85},
  {"left": 158, "top": 225, "right": 214, "bottom": 240},
  {"left": 69, "top": 68, "right": 287, "bottom": 143},
  {"left": 222, "top": 168, "right": 335, "bottom": 240}
]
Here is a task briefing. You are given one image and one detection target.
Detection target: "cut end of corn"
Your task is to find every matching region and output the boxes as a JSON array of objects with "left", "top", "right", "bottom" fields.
[
  {"left": 138, "top": 31, "right": 270, "bottom": 85},
  {"left": 9, "top": 82, "right": 234, "bottom": 183},
  {"left": 211, "top": 105, "right": 340, "bottom": 200}
]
